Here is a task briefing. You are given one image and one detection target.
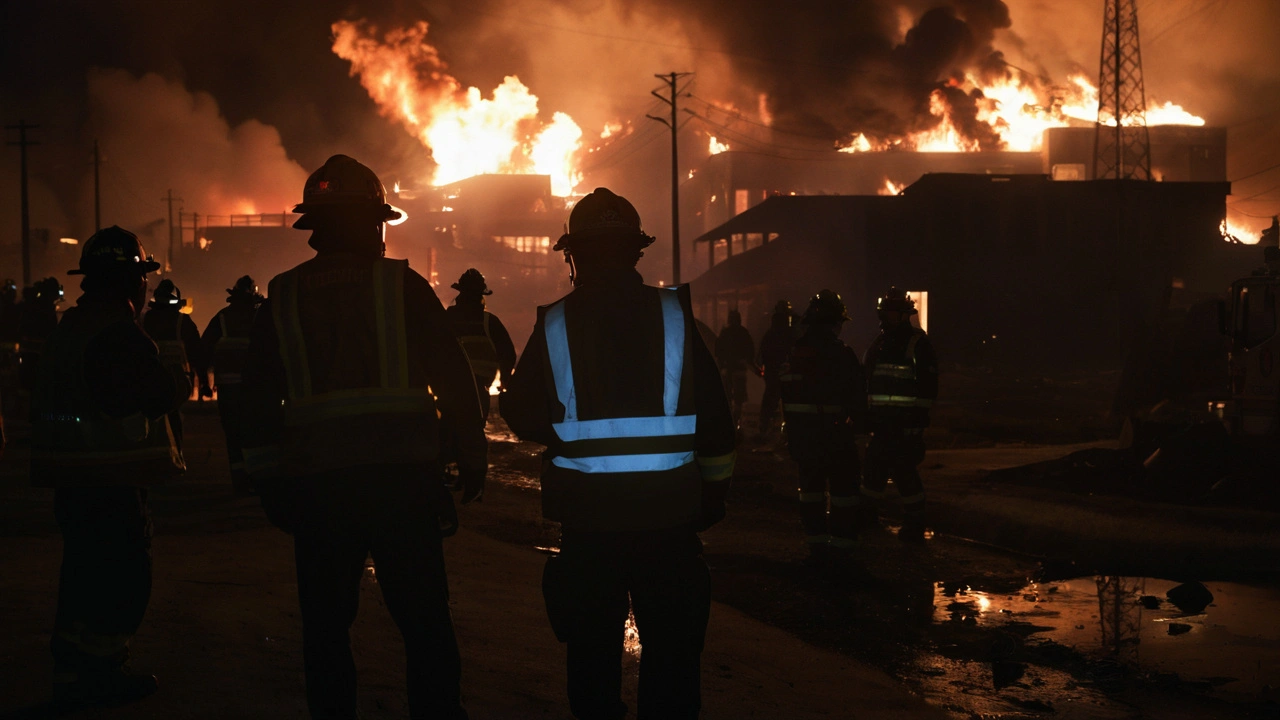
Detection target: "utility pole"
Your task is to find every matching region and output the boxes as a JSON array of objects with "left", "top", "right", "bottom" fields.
[
  {"left": 93, "top": 139, "right": 102, "bottom": 229},
  {"left": 161, "top": 189, "right": 183, "bottom": 270},
  {"left": 648, "top": 72, "right": 692, "bottom": 286},
  {"left": 1093, "top": 0, "right": 1151, "bottom": 180},
  {"left": 5, "top": 119, "right": 39, "bottom": 287}
]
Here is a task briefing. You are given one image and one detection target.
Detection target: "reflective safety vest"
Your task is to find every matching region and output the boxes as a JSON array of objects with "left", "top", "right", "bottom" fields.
[
  {"left": 545, "top": 288, "right": 696, "bottom": 474},
  {"left": 212, "top": 311, "right": 251, "bottom": 386},
  {"left": 456, "top": 312, "right": 501, "bottom": 382},
  {"left": 31, "top": 307, "right": 185, "bottom": 488},
  {"left": 270, "top": 258, "right": 440, "bottom": 474},
  {"left": 867, "top": 331, "right": 933, "bottom": 411},
  {"left": 153, "top": 315, "right": 191, "bottom": 375}
]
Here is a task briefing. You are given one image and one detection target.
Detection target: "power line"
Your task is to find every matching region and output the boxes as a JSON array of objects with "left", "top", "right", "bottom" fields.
[{"left": 1231, "top": 160, "right": 1280, "bottom": 184}]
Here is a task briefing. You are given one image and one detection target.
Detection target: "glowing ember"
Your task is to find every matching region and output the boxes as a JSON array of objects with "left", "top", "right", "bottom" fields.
[
  {"left": 600, "top": 122, "right": 622, "bottom": 139},
  {"left": 332, "top": 20, "right": 583, "bottom": 196},
  {"left": 709, "top": 136, "right": 730, "bottom": 155}
]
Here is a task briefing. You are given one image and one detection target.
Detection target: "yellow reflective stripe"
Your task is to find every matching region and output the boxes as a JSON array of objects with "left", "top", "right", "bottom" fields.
[
  {"left": 872, "top": 366, "right": 916, "bottom": 379},
  {"left": 830, "top": 536, "right": 858, "bottom": 550},
  {"left": 868, "top": 394, "right": 932, "bottom": 408},
  {"left": 860, "top": 485, "right": 888, "bottom": 499},
  {"left": 373, "top": 260, "right": 409, "bottom": 389},
  {"left": 798, "top": 491, "right": 826, "bottom": 503},
  {"left": 830, "top": 494, "right": 860, "bottom": 507},
  {"left": 900, "top": 492, "right": 926, "bottom": 504},
  {"left": 778, "top": 373, "right": 801, "bottom": 382},
  {"left": 31, "top": 445, "right": 177, "bottom": 466},
  {"left": 285, "top": 388, "right": 435, "bottom": 424},
  {"left": 805, "top": 534, "right": 831, "bottom": 544},
  {"left": 784, "top": 403, "right": 844, "bottom": 413},
  {"left": 271, "top": 270, "right": 310, "bottom": 399},
  {"left": 696, "top": 451, "right": 735, "bottom": 482}
]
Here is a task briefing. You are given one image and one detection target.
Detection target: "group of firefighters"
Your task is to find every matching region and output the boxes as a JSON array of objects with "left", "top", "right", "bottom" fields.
[
  {"left": 18, "top": 153, "right": 937, "bottom": 720},
  {"left": 712, "top": 285, "right": 938, "bottom": 554}
]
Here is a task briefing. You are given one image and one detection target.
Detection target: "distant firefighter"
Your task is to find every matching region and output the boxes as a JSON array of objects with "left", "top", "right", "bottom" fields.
[
  {"left": 142, "top": 279, "right": 200, "bottom": 450},
  {"left": 198, "top": 275, "right": 263, "bottom": 494},
  {"left": 779, "top": 290, "right": 866, "bottom": 561},
  {"left": 17, "top": 277, "right": 64, "bottom": 397},
  {"left": 502, "top": 187, "right": 736, "bottom": 719},
  {"left": 756, "top": 299, "right": 797, "bottom": 439},
  {"left": 862, "top": 287, "right": 938, "bottom": 543},
  {"left": 239, "top": 154, "right": 486, "bottom": 719},
  {"left": 715, "top": 308, "right": 756, "bottom": 430},
  {"left": 30, "top": 226, "right": 188, "bottom": 709},
  {"left": 447, "top": 268, "right": 517, "bottom": 419}
]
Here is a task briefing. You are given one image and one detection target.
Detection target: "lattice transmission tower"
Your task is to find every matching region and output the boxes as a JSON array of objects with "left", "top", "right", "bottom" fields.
[{"left": 1093, "top": 0, "right": 1151, "bottom": 180}]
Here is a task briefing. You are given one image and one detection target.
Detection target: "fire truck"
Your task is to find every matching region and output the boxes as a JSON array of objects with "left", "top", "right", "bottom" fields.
[{"left": 1223, "top": 216, "right": 1280, "bottom": 439}]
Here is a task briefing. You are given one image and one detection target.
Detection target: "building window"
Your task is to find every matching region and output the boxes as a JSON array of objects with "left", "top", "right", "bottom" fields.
[
  {"left": 735, "top": 189, "right": 750, "bottom": 216},
  {"left": 493, "top": 236, "right": 551, "bottom": 254},
  {"left": 712, "top": 238, "right": 729, "bottom": 266},
  {"left": 745, "top": 233, "right": 763, "bottom": 251}
]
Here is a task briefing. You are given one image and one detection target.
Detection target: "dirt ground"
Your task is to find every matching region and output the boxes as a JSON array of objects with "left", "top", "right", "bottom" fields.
[
  {"left": 0, "top": 404, "right": 943, "bottom": 720},
  {"left": 2, "top": 400, "right": 1277, "bottom": 719}
]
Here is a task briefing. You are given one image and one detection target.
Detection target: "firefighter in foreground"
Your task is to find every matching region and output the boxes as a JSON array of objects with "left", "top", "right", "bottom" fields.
[
  {"left": 446, "top": 268, "right": 517, "bottom": 419},
  {"left": 715, "top": 308, "right": 755, "bottom": 431},
  {"left": 756, "top": 299, "right": 797, "bottom": 439},
  {"left": 141, "top": 279, "right": 200, "bottom": 449},
  {"left": 239, "top": 154, "right": 486, "bottom": 720},
  {"left": 198, "top": 275, "right": 263, "bottom": 493},
  {"left": 502, "top": 187, "right": 736, "bottom": 720},
  {"left": 779, "top": 290, "right": 866, "bottom": 560},
  {"left": 862, "top": 287, "right": 938, "bottom": 543},
  {"left": 30, "top": 226, "right": 188, "bottom": 708}
]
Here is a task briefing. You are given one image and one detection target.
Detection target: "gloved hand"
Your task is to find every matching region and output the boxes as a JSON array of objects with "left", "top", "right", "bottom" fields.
[
  {"left": 200, "top": 385, "right": 214, "bottom": 399},
  {"left": 434, "top": 483, "right": 459, "bottom": 538},
  {"left": 458, "top": 465, "right": 486, "bottom": 505},
  {"left": 256, "top": 479, "right": 300, "bottom": 535}
]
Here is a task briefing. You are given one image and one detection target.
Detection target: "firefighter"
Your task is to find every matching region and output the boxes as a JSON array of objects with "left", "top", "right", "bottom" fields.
[
  {"left": 30, "top": 226, "right": 188, "bottom": 708},
  {"left": 756, "top": 299, "right": 796, "bottom": 439},
  {"left": 239, "top": 154, "right": 486, "bottom": 720},
  {"left": 715, "top": 308, "right": 755, "bottom": 431},
  {"left": 779, "top": 290, "right": 866, "bottom": 561},
  {"left": 0, "top": 279, "right": 21, "bottom": 426},
  {"left": 446, "top": 268, "right": 517, "bottom": 419},
  {"left": 17, "top": 277, "right": 64, "bottom": 401},
  {"left": 502, "top": 187, "right": 736, "bottom": 720},
  {"left": 142, "top": 279, "right": 200, "bottom": 449},
  {"left": 198, "top": 275, "right": 263, "bottom": 494},
  {"left": 863, "top": 287, "right": 938, "bottom": 543}
]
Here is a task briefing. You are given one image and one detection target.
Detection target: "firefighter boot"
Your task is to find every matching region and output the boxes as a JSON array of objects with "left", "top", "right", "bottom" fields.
[{"left": 53, "top": 666, "right": 158, "bottom": 709}]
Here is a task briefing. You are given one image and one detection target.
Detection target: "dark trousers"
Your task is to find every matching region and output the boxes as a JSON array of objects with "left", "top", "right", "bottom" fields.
[
  {"left": 474, "top": 378, "right": 492, "bottom": 421},
  {"left": 863, "top": 430, "right": 927, "bottom": 525},
  {"left": 216, "top": 386, "right": 249, "bottom": 491},
  {"left": 797, "top": 452, "right": 862, "bottom": 549},
  {"left": 293, "top": 471, "right": 465, "bottom": 720},
  {"left": 52, "top": 487, "right": 152, "bottom": 673},
  {"left": 758, "top": 377, "right": 781, "bottom": 434},
  {"left": 543, "top": 529, "right": 711, "bottom": 720}
]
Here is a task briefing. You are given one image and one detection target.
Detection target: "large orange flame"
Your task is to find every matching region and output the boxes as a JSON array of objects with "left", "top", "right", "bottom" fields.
[{"left": 332, "top": 20, "right": 582, "bottom": 196}]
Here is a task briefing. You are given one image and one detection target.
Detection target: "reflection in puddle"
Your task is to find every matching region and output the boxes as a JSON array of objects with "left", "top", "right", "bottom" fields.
[
  {"left": 932, "top": 576, "right": 1280, "bottom": 700},
  {"left": 624, "top": 608, "right": 642, "bottom": 659}
]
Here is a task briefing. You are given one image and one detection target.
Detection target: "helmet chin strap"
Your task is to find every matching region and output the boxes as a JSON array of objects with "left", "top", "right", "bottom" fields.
[{"left": 565, "top": 251, "right": 578, "bottom": 286}]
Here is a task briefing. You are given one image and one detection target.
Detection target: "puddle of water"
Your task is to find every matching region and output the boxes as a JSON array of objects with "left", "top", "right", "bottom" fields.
[{"left": 933, "top": 576, "right": 1280, "bottom": 700}]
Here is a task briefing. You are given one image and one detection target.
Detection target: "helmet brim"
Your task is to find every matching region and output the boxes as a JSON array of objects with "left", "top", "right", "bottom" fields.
[
  {"left": 68, "top": 258, "right": 162, "bottom": 276},
  {"left": 292, "top": 202, "right": 402, "bottom": 229}
]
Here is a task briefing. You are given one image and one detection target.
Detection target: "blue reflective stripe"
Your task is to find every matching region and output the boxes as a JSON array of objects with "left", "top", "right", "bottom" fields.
[
  {"left": 544, "top": 288, "right": 694, "bottom": 474},
  {"left": 659, "top": 290, "right": 683, "bottom": 416},
  {"left": 544, "top": 301, "right": 577, "bottom": 421},
  {"left": 552, "top": 451, "right": 695, "bottom": 474},
  {"left": 553, "top": 414, "right": 695, "bottom": 441}
]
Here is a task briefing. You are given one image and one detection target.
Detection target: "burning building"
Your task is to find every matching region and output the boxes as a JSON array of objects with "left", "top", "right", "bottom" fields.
[{"left": 688, "top": 172, "right": 1247, "bottom": 371}]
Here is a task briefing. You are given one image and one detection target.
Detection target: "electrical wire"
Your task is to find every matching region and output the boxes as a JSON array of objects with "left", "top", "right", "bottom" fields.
[{"left": 1231, "top": 160, "right": 1280, "bottom": 184}]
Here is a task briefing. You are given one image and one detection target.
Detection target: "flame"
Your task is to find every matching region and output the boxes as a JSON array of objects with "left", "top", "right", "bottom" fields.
[
  {"left": 1222, "top": 218, "right": 1259, "bottom": 244},
  {"left": 709, "top": 136, "right": 730, "bottom": 155},
  {"left": 878, "top": 178, "right": 905, "bottom": 196},
  {"left": 836, "top": 72, "right": 1205, "bottom": 154},
  {"left": 332, "top": 20, "right": 583, "bottom": 196},
  {"left": 600, "top": 122, "right": 622, "bottom": 139}
]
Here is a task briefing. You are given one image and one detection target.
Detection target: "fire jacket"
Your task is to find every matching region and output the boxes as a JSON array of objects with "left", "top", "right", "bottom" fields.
[
  {"left": 198, "top": 301, "right": 258, "bottom": 390},
  {"left": 446, "top": 302, "right": 517, "bottom": 388},
  {"left": 779, "top": 327, "right": 866, "bottom": 461},
  {"left": 501, "top": 271, "right": 736, "bottom": 531},
  {"left": 757, "top": 322, "right": 796, "bottom": 382},
  {"left": 238, "top": 252, "right": 487, "bottom": 479},
  {"left": 30, "top": 297, "right": 188, "bottom": 488},
  {"left": 142, "top": 306, "right": 201, "bottom": 377},
  {"left": 864, "top": 326, "right": 938, "bottom": 430}
]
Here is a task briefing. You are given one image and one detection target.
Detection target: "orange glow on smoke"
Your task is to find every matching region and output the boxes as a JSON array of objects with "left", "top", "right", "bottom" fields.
[{"left": 332, "top": 20, "right": 583, "bottom": 196}]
